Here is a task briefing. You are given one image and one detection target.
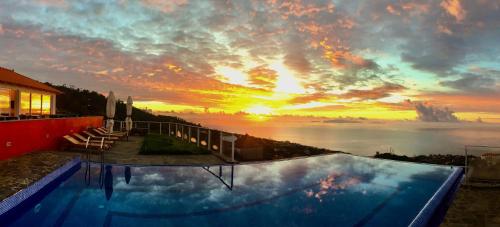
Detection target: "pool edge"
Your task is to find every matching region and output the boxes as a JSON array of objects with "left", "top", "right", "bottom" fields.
[
  {"left": 0, "top": 157, "right": 81, "bottom": 224},
  {"left": 409, "top": 166, "right": 464, "bottom": 227}
]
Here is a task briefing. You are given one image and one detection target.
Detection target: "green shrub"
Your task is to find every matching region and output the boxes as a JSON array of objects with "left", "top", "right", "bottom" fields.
[{"left": 140, "top": 134, "right": 210, "bottom": 155}]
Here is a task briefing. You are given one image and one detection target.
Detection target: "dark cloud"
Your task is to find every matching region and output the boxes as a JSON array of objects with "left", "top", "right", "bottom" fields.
[
  {"left": 323, "top": 117, "right": 366, "bottom": 124},
  {"left": 440, "top": 73, "right": 497, "bottom": 93},
  {"left": 414, "top": 102, "right": 459, "bottom": 122}
]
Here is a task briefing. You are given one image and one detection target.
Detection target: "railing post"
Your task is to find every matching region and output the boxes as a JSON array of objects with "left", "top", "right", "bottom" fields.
[
  {"left": 231, "top": 134, "right": 235, "bottom": 162},
  {"left": 208, "top": 129, "right": 211, "bottom": 151},
  {"left": 176, "top": 124, "right": 178, "bottom": 137},
  {"left": 188, "top": 127, "right": 192, "bottom": 143},
  {"left": 197, "top": 127, "right": 200, "bottom": 147},
  {"left": 465, "top": 145, "right": 468, "bottom": 184},
  {"left": 182, "top": 125, "right": 184, "bottom": 139},
  {"left": 220, "top": 131, "right": 223, "bottom": 155},
  {"left": 148, "top": 122, "right": 150, "bottom": 134},
  {"left": 159, "top": 123, "right": 162, "bottom": 135},
  {"left": 168, "top": 123, "right": 171, "bottom": 136}
]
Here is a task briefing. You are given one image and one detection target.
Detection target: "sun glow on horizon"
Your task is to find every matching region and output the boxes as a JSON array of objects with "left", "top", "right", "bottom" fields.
[{"left": 245, "top": 105, "right": 274, "bottom": 115}]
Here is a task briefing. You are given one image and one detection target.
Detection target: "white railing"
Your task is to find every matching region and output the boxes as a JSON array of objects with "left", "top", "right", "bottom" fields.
[
  {"left": 111, "top": 120, "right": 237, "bottom": 162},
  {"left": 464, "top": 145, "right": 500, "bottom": 185}
]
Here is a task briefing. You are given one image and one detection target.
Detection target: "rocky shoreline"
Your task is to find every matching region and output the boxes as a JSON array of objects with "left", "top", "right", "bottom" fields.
[{"left": 373, "top": 152, "right": 473, "bottom": 166}]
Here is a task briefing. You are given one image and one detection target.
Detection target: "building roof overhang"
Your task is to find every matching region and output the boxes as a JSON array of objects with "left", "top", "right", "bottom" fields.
[{"left": 0, "top": 67, "right": 62, "bottom": 94}]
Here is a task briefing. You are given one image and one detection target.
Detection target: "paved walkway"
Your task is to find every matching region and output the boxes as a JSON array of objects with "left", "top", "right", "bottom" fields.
[
  {"left": 0, "top": 151, "right": 76, "bottom": 201},
  {"left": 68, "top": 136, "right": 225, "bottom": 166},
  {"left": 442, "top": 186, "right": 500, "bottom": 226}
]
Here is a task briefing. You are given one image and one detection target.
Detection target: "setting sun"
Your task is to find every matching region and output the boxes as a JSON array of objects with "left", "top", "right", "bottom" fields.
[{"left": 245, "top": 105, "right": 274, "bottom": 115}]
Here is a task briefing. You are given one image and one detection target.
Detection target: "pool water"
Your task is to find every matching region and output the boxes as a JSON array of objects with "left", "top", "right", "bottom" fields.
[{"left": 7, "top": 154, "right": 456, "bottom": 227}]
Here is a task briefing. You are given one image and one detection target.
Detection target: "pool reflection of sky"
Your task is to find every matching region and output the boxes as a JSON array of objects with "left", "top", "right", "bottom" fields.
[{"left": 9, "top": 154, "right": 454, "bottom": 227}]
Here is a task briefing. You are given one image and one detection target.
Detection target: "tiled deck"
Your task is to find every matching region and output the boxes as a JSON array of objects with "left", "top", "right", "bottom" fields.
[
  {"left": 0, "top": 152, "right": 76, "bottom": 201},
  {"left": 442, "top": 187, "right": 500, "bottom": 226}
]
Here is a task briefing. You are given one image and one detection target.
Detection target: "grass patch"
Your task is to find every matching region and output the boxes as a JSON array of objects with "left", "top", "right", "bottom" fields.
[{"left": 140, "top": 134, "right": 210, "bottom": 155}]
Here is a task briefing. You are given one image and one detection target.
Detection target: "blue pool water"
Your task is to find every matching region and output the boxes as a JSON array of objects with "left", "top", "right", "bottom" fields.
[{"left": 7, "top": 154, "right": 457, "bottom": 227}]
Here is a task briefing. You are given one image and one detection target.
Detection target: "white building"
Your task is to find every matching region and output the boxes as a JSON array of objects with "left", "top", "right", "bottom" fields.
[{"left": 0, "top": 67, "right": 61, "bottom": 118}]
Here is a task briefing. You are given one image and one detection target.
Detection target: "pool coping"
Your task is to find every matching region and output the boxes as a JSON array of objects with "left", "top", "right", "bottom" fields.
[
  {"left": 86, "top": 152, "right": 465, "bottom": 169},
  {"left": 409, "top": 166, "right": 464, "bottom": 227},
  {"left": 0, "top": 157, "right": 81, "bottom": 224}
]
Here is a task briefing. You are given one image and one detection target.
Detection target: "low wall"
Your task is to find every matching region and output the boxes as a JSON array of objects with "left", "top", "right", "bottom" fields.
[{"left": 0, "top": 116, "right": 103, "bottom": 160}]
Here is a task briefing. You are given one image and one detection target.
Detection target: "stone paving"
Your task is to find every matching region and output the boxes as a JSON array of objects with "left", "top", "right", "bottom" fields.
[
  {"left": 0, "top": 151, "right": 77, "bottom": 201},
  {"left": 442, "top": 186, "right": 500, "bottom": 227}
]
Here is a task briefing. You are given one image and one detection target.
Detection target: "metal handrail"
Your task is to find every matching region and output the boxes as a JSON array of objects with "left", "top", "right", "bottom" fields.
[
  {"left": 202, "top": 165, "right": 234, "bottom": 190},
  {"left": 110, "top": 120, "right": 237, "bottom": 162},
  {"left": 464, "top": 145, "right": 500, "bottom": 184}
]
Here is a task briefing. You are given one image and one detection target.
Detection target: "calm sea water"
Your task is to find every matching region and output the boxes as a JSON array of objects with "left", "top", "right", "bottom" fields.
[{"left": 181, "top": 116, "right": 500, "bottom": 156}]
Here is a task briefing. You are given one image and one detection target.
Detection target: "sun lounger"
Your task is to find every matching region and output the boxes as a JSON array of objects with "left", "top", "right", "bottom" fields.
[
  {"left": 96, "top": 127, "right": 127, "bottom": 136},
  {"left": 73, "top": 133, "right": 114, "bottom": 145},
  {"left": 62, "top": 135, "right": 110, "bottom": 151},
  {"left": 82, "top": 130, "right": 120, "bottom": 141},
  {"left": 92, "top": 128, "right": 126, "bottom": 138}
]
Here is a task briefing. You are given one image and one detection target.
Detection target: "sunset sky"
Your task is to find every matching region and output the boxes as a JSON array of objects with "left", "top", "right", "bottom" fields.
[{"left": 0, "top": 0, "right": 499, "bottom": 122}]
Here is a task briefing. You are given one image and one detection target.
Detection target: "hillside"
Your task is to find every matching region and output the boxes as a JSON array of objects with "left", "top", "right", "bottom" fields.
[{"left": 49, "top": 84, "right": 193, "bottom": 125}]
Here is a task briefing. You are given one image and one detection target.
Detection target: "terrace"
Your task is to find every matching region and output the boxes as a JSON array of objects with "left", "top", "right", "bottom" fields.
[
  {"left": 0, "top": 68, "right": 496, "bottom": 226},
  {"left": 0, "top": 118, "right": 500, "bottom": 226}
]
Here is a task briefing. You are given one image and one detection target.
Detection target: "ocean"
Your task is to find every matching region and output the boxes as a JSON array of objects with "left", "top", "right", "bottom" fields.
[{"left": 179, "top": 115, "right": 500, "bottom": 157}]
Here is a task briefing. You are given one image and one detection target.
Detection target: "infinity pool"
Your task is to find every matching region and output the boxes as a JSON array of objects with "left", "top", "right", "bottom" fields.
[{"left": 5, "top": 154, "right": 461, "bottom": 226}]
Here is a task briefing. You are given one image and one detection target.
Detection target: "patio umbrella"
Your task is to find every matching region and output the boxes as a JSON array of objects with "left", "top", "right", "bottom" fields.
[
  {"left": 106, "top": 91, "right": 116, "bottom": 133},
  {"left": 125, "top": 96, "right": 133, "bottom": 132},
  {"left": 125, "top": 166, "right": 131, "bottom": 184},
  {"left": 104, "top": 165, "right": 114, "bottom": 201}
]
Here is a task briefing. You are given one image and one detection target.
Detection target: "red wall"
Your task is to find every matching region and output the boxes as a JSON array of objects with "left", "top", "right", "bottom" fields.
[{"left": 0, "top": 116, "right": 103, "bottom": 160}]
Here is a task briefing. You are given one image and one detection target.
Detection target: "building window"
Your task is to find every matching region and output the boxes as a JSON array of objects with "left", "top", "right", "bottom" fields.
[
  {"left": 0, "top": 88, "right": 14, "bottom": 116},
  {"left": 42, "top": 95, "right": 51, "bottom": 115},
  {"left": 30, "top": 93, "right": 42, "bottom": 115},
  {"left": 20, "top": 92, "right": 31, "bottom": 115}
]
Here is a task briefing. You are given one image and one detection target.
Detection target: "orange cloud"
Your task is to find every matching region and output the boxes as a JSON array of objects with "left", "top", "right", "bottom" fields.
[
  {"left": 437, "top": 24, "right": 453, "bottom": 35},
  {"left": 141, "top": 0, "right": 188, "bottom": 13},
  {"left": 341, "top": 83, "right": 406, "bottom": 100},
  {"left": 440, "top": 0, "right": 466, "bottom": 22},
  {"left": 319, "top": 38, "right": 378, "bottom": 70},
  {"left": 288, "top": 93, "right": 332, "bottom": 105},
  {"left": 268, "top": 0, "right": 335, "bottom": 19},
  {"left": 246, "top": 66, "right": 278, "bottom": 90},
  {"left": 386, "top": 2, "right": 430, "bottom": 18},
  {"left": 415, "top": 93, "right": 500, "bottom": 113},
  {"left": 386, "top": 5, "right": 401, "bottom": 16},
  {"left": 165, "top": 63, "right": 182, "bottom": 73},
  {"left": 401, "top": 2, "right": 430, "bottom": 14}
]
